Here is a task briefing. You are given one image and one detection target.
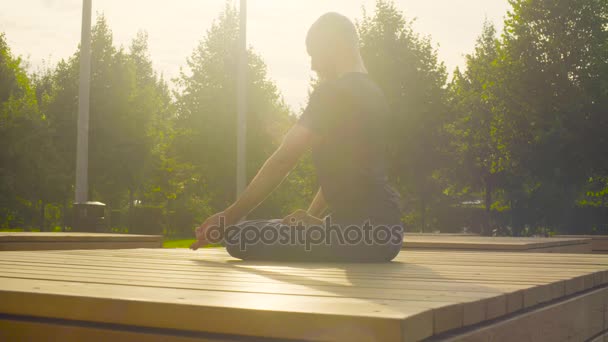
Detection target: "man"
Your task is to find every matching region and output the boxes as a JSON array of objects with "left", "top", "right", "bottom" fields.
[{"left": 190, "top": 12, "right": 403, "bottom": 262}]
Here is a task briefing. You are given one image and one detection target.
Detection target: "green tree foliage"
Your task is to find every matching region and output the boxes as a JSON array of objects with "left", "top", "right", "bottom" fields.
[
  {"left": 2, "top": 0, "right": 606, "bottom": 235},
  {"left": 447, "top": 22, "right": 509, "bottom": 233},
  {"left": 445, "top": 0, "right": 607, "bottom": 234},
  {"left": 0, "top": 33, "right": 59, "bottom": 229},
  {"left": 173, "top": 4, "right": 307, "bottom": 220},
  {"left": 39, "top": 16, "right": 173, "bottom": 213},
  {"left": 358, "top": 0, "right": 450, "bottom": 230},
  {"left": 497, "top": 0, "right": 608, "bottom": 230}
]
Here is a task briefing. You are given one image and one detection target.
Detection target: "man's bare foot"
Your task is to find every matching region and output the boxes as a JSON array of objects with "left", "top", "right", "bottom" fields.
[{"left": 281, "top": 209, "right": 323, "bottom": 225}]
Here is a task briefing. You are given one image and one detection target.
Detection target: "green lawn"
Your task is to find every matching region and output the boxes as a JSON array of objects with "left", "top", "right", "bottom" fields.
[
  {"left": 1, "top": 231, "right": 216, "bottom": 249},
  {"left": 163, "top": 239, "right": 223, "bottom": 248},
  {"left": 163, "top": 239, "right": 196, "bottom": 248}
]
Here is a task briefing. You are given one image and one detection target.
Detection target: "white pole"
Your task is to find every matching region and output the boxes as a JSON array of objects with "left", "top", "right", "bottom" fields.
[
  {"left": 75, "top": 0, "right": 92, "bottom": 204},
  {"left": 236, "top": 0, "right": 247, "bottom": 198}
]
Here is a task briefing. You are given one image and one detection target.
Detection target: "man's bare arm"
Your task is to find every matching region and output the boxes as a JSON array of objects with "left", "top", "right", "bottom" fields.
[
  {"left": 281, "top": 188, "right": 327, "bottom": 226},
  {"left": 223, "top": 124, "right": 313, "bottom": 224},
  {"left": 307, "top": 187, "right": 327, "bottom": 218}
]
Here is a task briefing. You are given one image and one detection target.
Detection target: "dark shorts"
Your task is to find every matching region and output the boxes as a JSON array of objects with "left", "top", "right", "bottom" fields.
[{"left": 224, "top": 217, "right": 404, "bottom": 263}]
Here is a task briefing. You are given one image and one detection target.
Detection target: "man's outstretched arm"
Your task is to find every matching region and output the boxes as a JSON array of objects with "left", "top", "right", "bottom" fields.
[{"left": 191, "top": 124, "right": 314, "bottom": 249}]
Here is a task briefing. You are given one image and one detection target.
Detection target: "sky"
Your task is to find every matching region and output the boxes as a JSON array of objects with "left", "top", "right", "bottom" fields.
[{"left": 1, "top": 0, "right": 511, "bottom": 111}]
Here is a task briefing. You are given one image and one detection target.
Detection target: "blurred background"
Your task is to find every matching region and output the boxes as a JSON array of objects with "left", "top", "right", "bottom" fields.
[{"left": 1, "top": 0, "right": 606, "bottom": 238}]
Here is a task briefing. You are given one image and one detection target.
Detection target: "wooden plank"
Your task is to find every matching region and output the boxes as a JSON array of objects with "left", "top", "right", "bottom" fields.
[
  {"left": 0, "top": 232, "right": 162, "bottom": 251},
  {"left": 0, "top": 265, "right": 503, "bottom": 333},
  {"left": 402, "top": 235, "right": 592, "bottom": 252},
  {"left": 0, "top": 278, "right": 429, "bottom": 341},
  {"left": 0, "top": 259, "right": 533, "bottom": 293},
  {"left": 589, "top": 330, "right": 608, "bottom": 342},
  {"left": 10, "top": 248, "right": 608, "bottom": 273},
  {"left": 0, "top": 318, "right": 229, "bottom": 342},
  {"left": 405, "top": 233, "right": 480, "bottom": 237},
  {"left": 436, "top": 285, "right": 608, "bottom": 342},
  {"left": 2, "top": 250, "right": 604, "bottom": 308},
  {"left": 3, "top": 249, "right": 604, "bottom": 312},
  {"left": 556, "top": 235, "right": 608, "bottom": 253},
  {"left": 0, "top": 241, "right": 162, "bottom": 251},
  {"left": 4, "top": 252, "right": 598, "bottom": 282},
  {"left": 4, "top": 251, "right": 601, "bottom": 294},
  {"left": 0, "top": 232, "right": 162, "bottom": 242},
  {"left": 1, "top": 249, "right": 608, "bottom": 341},
  {"left": 404, "top": 236, "right": 591, "bottom": 247},
  {"left": 0, "top": 252, "right": 591, "bottom": 295},
  {"left": 0, "top": 268, "right": 508, "bottom": 308},
  {"left": 42, "top": 246, "right": 608, "bottom": 266}
]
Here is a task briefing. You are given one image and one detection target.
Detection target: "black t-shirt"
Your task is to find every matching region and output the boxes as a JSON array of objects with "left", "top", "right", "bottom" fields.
[{"left": 297, "top": 72, "right": 402, "bottom": 223}]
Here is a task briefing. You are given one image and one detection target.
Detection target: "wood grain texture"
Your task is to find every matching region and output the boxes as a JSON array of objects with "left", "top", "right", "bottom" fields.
[
  {"left": 403, "top": 235, "right": 592, "bottom": 253},
  {"left": 0, "top": 248, "right": 607, "bottom": 341},
  {"left": 438, "top": 286, "right": 608, "bottom": 342},
  {"left": 556, "top": 235, "right": 608, "bottom": 253},
  {"left": 0, "top": 232, "right": 162, "bottom": 250},
  {"left": 0, "top": 319, "right": 232, "bottom": 342}
]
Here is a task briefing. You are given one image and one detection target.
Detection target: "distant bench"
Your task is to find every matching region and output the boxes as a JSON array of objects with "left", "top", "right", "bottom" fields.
[
  {"left": 0, "top": 233, "right": 163, "bottom": 251},
  {"left": 403, "top": 234, "right": 592, "bottom": 253}
]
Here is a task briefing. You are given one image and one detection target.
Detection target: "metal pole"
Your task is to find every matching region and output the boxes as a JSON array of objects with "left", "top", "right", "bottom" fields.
[
  {"left": 236, "top": 0, "right": 247, "bottom": 198},
  {"left": 75, "top": 0, "right": 92, "bottom": 204}
]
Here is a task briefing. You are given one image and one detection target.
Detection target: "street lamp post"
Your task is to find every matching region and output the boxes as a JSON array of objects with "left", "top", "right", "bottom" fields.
[
  {"left": 236, "top": 0, "right": 247, "bottom": 198},
  {"left": 73, "top": 0, "right": 106, "bottom": 232},
  {"left": 75, "top": 0, "right": 92, "bottom": 204}
]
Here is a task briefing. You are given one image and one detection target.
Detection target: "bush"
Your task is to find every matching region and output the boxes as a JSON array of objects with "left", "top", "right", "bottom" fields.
[
  {"left": 167, "top": 209, "right": 195, "bottom": 238},
  {"left": 128, "top": 206, "right": 165, "bottom": 235}
]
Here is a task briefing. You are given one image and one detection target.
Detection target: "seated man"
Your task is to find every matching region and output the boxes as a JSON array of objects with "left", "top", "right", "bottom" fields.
[{"left": 190, "top": 12, "right": 403, "bottom": 262}]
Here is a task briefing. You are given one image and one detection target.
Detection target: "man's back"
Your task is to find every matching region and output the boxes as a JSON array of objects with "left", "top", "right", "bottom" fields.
[{"left": 298, "top": 72, "right": 402, "bottom": 223}]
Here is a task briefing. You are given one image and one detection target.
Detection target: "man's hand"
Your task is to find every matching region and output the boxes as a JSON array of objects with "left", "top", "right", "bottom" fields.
[
  {"left": 281, "top": 209, "right": 323, "bottom": 226},
  {"left": 190, "top": 212, "right": 228, "bottom": 251}
]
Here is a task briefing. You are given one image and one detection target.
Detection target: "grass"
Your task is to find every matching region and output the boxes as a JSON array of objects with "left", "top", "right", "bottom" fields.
[
  {"left": 163, "top": 239, "right": 196, "bottom": 248},
  {"left": 2, "top": 230, "right": 216, "bottom": 249},
  {"left": 1, "top": 227, "right": 64, "bottom": 232},
  {"left": 162, "top": 239, "right": 222, "bottom": 249}
]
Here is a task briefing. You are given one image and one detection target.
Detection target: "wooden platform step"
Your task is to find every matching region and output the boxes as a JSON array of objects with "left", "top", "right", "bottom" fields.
[
  {"left": 555, "top": 235, "right": 608, "bottom": 254},
  {"left": 403, "top": 235, "right": 592, "bottom": 253},
  {"left": 0, "top": 232, "right": 163, "bottom": 251},
  {"left": 0, "top": 248, "right": 607, "bottom": 341}
]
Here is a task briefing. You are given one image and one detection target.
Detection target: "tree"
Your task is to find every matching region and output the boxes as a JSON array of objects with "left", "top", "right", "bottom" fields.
[
  {"left": 497, "top": 0, "right": 608, "bottom": 231},
  {"left": 173, "top": 4, "right": 300, "bottom": 221},
  {"left": 446, "top": 21, "right": 509, "bottom": 233},
  {"left": 41, "top": 16, "right": 174, "bottom": 213},
  {"left": 358, "top": 0, "right": 450, "bottom": 231},
  {"left": 0, "top": 33, "right": 58, "bottom": 229}
]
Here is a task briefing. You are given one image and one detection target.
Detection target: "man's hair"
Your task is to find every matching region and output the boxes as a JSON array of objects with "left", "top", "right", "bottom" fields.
[{"left": 306, "top": 12, "right": 360, "bottom": 54}]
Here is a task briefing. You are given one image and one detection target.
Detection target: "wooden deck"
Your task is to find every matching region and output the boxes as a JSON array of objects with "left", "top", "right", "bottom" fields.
[
  {"left": 1, "top": 248, "right": 608, "bottom": 341},
  {"left": 0, "top": 232, "right": 163, "bottom": 251},
  {"left": 403, "top": 235, "right": 592, "bottom": 253},
  {"left": 555, "top": 235, "right": 608, "bottom": 254}
]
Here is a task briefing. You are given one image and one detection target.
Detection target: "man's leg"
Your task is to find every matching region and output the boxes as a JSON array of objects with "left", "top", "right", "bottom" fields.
[
  {"left": 224, "top": 218, "right": 403, "bottom": 262},
  {"left": 224, "top": 219, "right": 330, "bottom": 261}
]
